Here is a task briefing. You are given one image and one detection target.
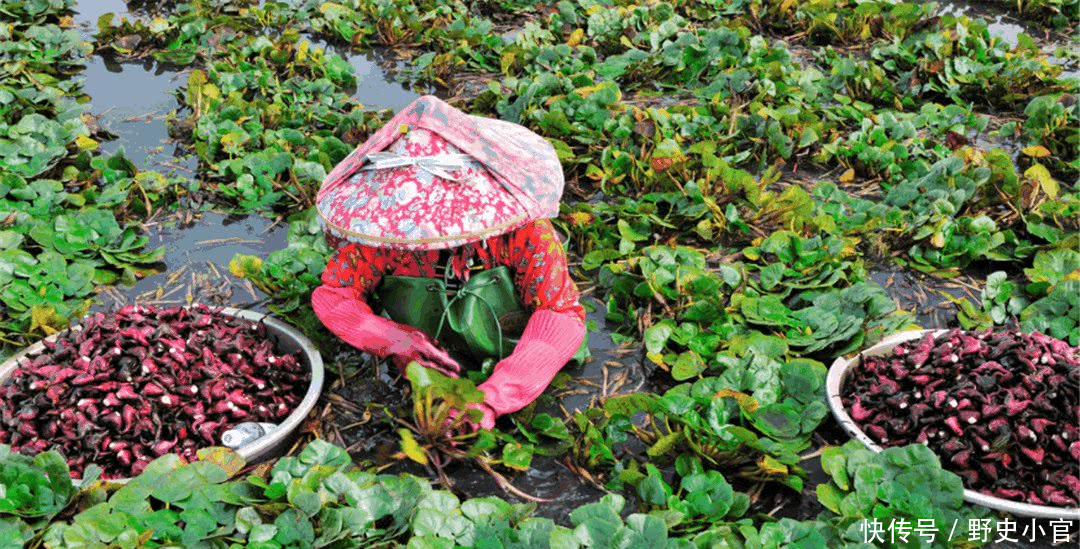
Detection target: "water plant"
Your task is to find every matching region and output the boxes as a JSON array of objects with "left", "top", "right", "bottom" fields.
[
  {"left": 0, "top": 0, "right": 180, "bottom": 346},
  {"left": 815, "top": 441, "right": 996, "bottom": 547},
  {"left": 1, "top": 0, "right": 1078, "bottom": 544},
  {"left": 0, "top": 437, "right": 999, "bottom": 549}
]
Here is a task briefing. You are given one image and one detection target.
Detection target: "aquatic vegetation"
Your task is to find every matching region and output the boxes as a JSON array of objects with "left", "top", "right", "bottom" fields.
[
  {"left": 822, "top": 13, "right": 1072, "bottom": 109},
  {"left": 1023, "top": 248, "right": 1080, "bottom": 296},
  {"left": 1020, "top": 279, "right": 1080, "bottom": 344},
  {"left": 953, "top": 271, "right": 1030, "bottom": 331},
  {"left": 741, "top": 231, "right": 862, "bottom": 298},
  {"left": 2, "top": 436, "right": 1001, "bottom": 549},
  {"left": 96, "top": 6, "right": 391, "bottom": 214},
  {"left": 1013, "top": 0, "right": 1079, "bottom": 28},
  {"left": 3, "top": 0, "right": 1079, "bottom": 544},
  {"left": 629, "top": 465, "right": 751, "bottom": 533},
  {"left": 390, "top": 362, "right": 553, "bottom": 502},
  {"left": 0, "top": 0, "right": 182, "bottom": 346},
  {"left": 0, "top": 439, "right": 765, "bottom": 549},
  {"left": 176, "top": 40, "right": 386, "bottom": 213},
  {"left": 737, "top": 282, "right": 912, "bottom": 356},
  {"left": 815, "top": 441, "right": 995, "bottom": 547},
  {"left": 231, "top": 209, "right": 331, "bottom": 314},
  {"left": 567, "top": 335, "right": 828, "bottom": 493},
  {"left": 0, "top": 444, "right": 85, "bottom": 548},
  {"left": 760, "top": 0, "right": 937, "bottom": 45},
  {"left": 953, "top": 249, "right": 1080, "bottom": 343},
  {"left": 887, "top": 155, "right": 1029, "bottom": 273},
  {"left": 819, "top": 103, "right": 991, "bottom": 183},
  {"left": 1013, "top": 92, "right": 1080, "bottom": 181}
]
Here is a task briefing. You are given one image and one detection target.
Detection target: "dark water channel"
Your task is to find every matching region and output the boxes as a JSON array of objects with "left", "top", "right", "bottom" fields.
[
  {"left": 74, "top": 0, "right": 191, "bottom": 170},
  {"left": 90, "top": 212, "right": 288, "bottom": 312},
  {"left": 939, "top": 0, "right": 1078, "bottom": 78},
  {"left": 870, "top": 264, "right": 981, "bottom": 329},
  {"left": 66, "top": 0, "right": 1076, "bottom": 539}
]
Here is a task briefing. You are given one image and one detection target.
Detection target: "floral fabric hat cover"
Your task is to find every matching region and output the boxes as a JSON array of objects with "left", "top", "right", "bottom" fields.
[{"left": 316, "top": 95, "right": 565, "bottom": 251}]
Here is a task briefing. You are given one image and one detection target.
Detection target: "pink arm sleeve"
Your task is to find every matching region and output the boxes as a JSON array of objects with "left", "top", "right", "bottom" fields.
[
  {"left": 477, "top": 309, "right": 585, "bottom": 417},
  {"left": 311, "top": 286, "right": 418, "bottom": 357},
  {"left": 476, "top": 221, "right": 587, "bottom": 419},
  {"left": 311, "top": 244, "right": 414, "bottom": 357}
]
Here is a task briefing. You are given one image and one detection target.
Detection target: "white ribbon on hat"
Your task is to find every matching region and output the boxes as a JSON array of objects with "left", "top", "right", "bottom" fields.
[{"left": 361, "top": 152, "right": 475, "bottom": 182}]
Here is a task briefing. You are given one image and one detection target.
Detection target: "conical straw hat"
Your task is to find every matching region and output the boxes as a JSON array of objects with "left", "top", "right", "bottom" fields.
[{"left": 317, "top": 96, "right": 565, "bottom": 250}]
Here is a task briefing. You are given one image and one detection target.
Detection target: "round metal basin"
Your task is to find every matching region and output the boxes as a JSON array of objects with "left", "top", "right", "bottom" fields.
[
  {"left": 826, "top": 329, "right": 1080, "bottom": 520},
  {"left": 0, "top": 305, "right": 324, "bottom": 481}
]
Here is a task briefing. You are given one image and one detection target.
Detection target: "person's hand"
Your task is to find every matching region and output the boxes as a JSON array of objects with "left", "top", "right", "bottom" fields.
[{"left": 389, "top": 328, "right": 461, "bottom": 378}]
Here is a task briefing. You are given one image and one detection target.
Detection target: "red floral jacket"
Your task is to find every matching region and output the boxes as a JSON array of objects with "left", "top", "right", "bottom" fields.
[
  {"left": 314, "top": 219, "right": 586, "bottom": 426},
  {"left": 321, "top": 219, "right": 585, "bottom": 321}
]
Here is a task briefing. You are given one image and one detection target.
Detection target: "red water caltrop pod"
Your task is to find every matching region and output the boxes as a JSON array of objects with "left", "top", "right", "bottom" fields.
[
  {"left": 0, "top": 305, "right": 310, "bottom": 479},
  {"left": 843, "top": 329, "right": 1079, "bottom": 507}
]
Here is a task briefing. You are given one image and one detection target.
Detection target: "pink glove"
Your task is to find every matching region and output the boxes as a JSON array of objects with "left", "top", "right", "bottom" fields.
[
  {"left": 446, "top": 402, "right": 497, "bottom": 433},
  {"left": 471, "top": 309, "right": 586, "bottom": 428},
  {"left": 311, "top": 285, "right": 461, "bottom": 377}
]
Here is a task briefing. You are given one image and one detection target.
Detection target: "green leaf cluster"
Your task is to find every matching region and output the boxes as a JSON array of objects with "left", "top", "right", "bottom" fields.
[
  {"left": 0, "top": 3, "right": 184, "bottom": 349},
  {"left": 815, "top": 441, "right": 995, "bottom": 548}
]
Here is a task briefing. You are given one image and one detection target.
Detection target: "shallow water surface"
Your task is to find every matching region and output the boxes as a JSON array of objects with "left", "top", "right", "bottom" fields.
[
  {"left": 72, "top": 0, "right": 129, "bottom": 27},
  {"left": 870, "top": 264, "right": 980, "bottom": 328},
  {"left": 81, "top": 55, "right": 192, "bottom": 171},
  {"left": 74, "top": 0, "right": 195, "bottom": 172},
  {"left": 313, "top": 38, "right": 427, "bottom": 110},
  {"left": 940, "top": 0, "right": 1033, "bottom": 46},
  {"left": 94, "top": 212, "right": 287, "bottom": 311}
]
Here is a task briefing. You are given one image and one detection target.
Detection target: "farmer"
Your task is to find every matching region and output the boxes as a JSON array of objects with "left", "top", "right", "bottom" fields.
[{"left": 311, "top": 96, "right": 588, "bottom": 430}]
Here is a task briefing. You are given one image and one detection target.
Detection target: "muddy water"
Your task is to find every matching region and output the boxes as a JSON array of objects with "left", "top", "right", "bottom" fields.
[
  {"left": 870, "top": 265, "right": 980, "bottom": 328},
  {"left": 93, "top": 212, "right": 288, "bottom": 311}
]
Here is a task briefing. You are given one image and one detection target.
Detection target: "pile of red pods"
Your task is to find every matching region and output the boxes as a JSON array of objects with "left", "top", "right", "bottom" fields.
[
  {"left": 844, "top": 329, "right": 1079, "bottom": 507},
  {"left": 0, "top": 304, "right": 309, "bottom": 479}
]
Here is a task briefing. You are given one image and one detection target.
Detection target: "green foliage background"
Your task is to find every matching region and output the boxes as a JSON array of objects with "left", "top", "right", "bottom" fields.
[{"left": 0, "top": 0, "right": 1077, "bottom": 547}]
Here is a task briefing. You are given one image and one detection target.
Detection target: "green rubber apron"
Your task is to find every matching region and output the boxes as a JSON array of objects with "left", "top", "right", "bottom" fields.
[{"left": 372, "top": 258, "right": 589, "bottom": 374}]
